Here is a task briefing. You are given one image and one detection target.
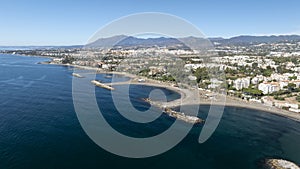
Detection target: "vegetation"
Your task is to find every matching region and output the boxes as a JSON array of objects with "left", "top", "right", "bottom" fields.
[
  {"left": 296, "top": 95, "right": 300, "bottom": 102},
  {"left": 274, "top": 95, "right": 285, "bottom": 101},
  {"left": 242, "top": 88, "right": 263, "bottom": 97},
  {"left": 282, "top": 106, "right": 289, "bottom": 110},
  {"left": 287, "top": 83, "right": 297, "bottom": 92},
  {"left": 161, "top": 75, "right": 176, "bottom": 82},
  {"left": 270, "top": 90, "right": 291, "bottom": 96},
  {"left": 194, "top": 67, "right": 209, "bottom": 83},
  {"left": 139, "top": 69, "right": 150, "bottom": 76},
  {"left": 62, "top": 56, "right": 75, "bottom": 64},
  {"left": 198, "top": 81, "right": 211, "bottom": 89},
  {"left": 289, "top": 76, "right": 297, "bottom": 80},
  {"left": 273, "top": 57, "right": 299, "bottom": 65},
  {"left": 277, "top": 65, "right": 294, "bottom": 74},
  {"left": 261, "top": 66, "right": 274, "bottom": 77}
]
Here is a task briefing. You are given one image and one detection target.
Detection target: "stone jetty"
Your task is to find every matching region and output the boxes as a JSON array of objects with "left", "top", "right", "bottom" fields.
[
  {"left": 91, "top": 80, "right": 115, "bottom": 90},
  {"left": 72, "top": 73, "right": 84, "bottom": 78},
  {"left": 143, "top": 98, "right": 203, "bottom": 124}
]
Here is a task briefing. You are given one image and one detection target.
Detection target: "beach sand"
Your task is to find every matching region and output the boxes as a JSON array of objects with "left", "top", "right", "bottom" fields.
[{"left": 48, "top": 62, "right": 300, "bottom": 122}]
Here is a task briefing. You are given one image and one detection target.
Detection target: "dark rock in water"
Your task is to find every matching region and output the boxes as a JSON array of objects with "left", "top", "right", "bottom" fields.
[
  {"left": 37, "top": 61, "right": 51, "bottom": 64},
  {"left": 264, "top": 159, "right": 300, "bottom": 169}
]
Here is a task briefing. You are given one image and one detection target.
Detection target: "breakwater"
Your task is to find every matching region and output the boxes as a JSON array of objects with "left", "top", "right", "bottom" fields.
[
  {"left": 91, "top": 80, "right": 115, "bottom": 90},
  {"left": 143, "top": 98, "right": 203, "bottom": 124}
]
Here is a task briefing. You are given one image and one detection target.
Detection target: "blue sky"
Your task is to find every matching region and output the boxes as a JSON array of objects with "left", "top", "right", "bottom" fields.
[{"left": 1, "top": 0, "right": 300, "bottom": 45}]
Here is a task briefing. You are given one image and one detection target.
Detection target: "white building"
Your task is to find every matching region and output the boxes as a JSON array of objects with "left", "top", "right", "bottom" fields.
[
  {"left": 279, "top": 81, "right": 289, "bottom": 89},
  {"left": 258, "top": 82, "right": 280, "bottom": 94},
  {"left": 251, "top": 75, "right": 265, "bottom": 84},
  {"left": 233, "top": 77, "right": 250, "bottom": 90},
  {"left": 208, "top": 78, "right": 223, "bottom": 89},
  {"left": 52, "top": 58, "right": 63, "bottom": 63}
]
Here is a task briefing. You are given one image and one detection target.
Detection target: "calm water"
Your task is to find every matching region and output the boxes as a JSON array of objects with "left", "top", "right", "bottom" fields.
[{"left": 0, "top": 54, "right": 300, "bottom": 169}]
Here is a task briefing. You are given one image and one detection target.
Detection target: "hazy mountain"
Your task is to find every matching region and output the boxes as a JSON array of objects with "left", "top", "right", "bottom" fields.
[
  {"left": 210, "top": 35, "right": 300, "bottom": 45},
  {"left": 87, "top": 35, "right": 213, "bottom": 49},
  {"left": 4, "top": 35, "right": 300, "bottom": 50},
  {"left": 86, "top": 35, "right": 128, "bottom": 48},
  {"left": 178, "top": 36, "right": 213, "bottom": 49},
  {"left": 87, "top": 35, "right": 300, "bottom": 49},
  {"left": 87, "top": 35, "right": 189, "bottom": 49},
  {"left": 208, "top": 37, "right": 225, "bottom": 41}
]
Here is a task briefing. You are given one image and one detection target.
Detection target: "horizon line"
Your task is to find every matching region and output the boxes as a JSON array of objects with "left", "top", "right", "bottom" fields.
[{"left": 1, "top": 33, "right": 300, "bottom": 47}]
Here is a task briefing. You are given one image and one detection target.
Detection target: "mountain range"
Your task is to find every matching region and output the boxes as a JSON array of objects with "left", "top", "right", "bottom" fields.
[
  {"left": 86, "top": 35, "right": 300, "bottom": 48},
  {"left": 86, "top": 35, "right": 188, "bottom": 49},
  {"left": 2, "top": 35, "right": 300, "bottom": 50},
  {"left": 209, "top": 35, "right": 300, "bottom": 45}
]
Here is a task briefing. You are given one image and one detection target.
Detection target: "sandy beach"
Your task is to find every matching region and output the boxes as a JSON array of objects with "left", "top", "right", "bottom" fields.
[
  {"left": 107, "top": 73, "right": 300, "bottom": 122},
  {"left": 47, "top": 62, "right": 300, "bottom": 122}
]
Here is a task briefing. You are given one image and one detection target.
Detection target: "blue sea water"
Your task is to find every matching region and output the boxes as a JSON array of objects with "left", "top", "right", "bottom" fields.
[{"left": 0, "top": 54, "right": 300, "bottom": 169}]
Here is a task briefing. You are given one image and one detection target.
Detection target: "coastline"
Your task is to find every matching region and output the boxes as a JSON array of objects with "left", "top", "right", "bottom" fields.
[
  {"left": 210, "top": 97, "right": 300, "bottom": 122},
  {"left": 0, "top": 52, "right": 56, "bottom": 59},
  {"left": 36, "top": 60, "right": 300, "bottom": 122},
  {"left": 124, "top": 81, "right": 300, "bottom": 122}
]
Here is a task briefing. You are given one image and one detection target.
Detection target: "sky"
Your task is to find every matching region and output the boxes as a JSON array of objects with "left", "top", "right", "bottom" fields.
[{"left": 1, "top": 0, "right": 300, "bottom": 46}]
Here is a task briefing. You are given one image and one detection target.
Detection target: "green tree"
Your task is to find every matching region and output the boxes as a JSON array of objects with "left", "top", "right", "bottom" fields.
[
  {"left": 194, "top": 67, "right": 209, "bottom": 83},
  {"left": 139, "top": 69, "right": 150, "bottom": 76},
  {"left": 243, "top": 88, "right": 263, "bottom": 97},
  {"left": 296, "top": 95, "right": 300, "bottom": 102},
  {"left": 252, "top": 62, "right": 258, "bottom": 69},
  {"left": 277, "top": 65, "right": 293, "bottom": 74},
  {"left": 161, "top": 75, "right": 176, "bottom": 82},
  {"left": 62, "top": 56, "right": 75, "bottom": 64},
  {"left": 289, "top": 76, "right": 297, "bottom": 80},
  {"left": 261, "top": 66, "right": 274, "bottom": 77},
  {"left": 274, "top": 95, "right": 285, "bottom": 100},
  {"left": 287, "top": 83, "right": 296, "bottom": 92}
]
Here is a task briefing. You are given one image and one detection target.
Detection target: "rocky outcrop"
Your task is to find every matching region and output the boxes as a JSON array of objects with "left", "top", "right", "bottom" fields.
[{"left": 264, "top": 159, "right": 300, "bottom": 169}]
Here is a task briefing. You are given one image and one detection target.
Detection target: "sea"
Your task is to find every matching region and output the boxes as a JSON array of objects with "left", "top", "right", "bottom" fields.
[{"left": 0, "top": 53, "right": 300, "bottom": 169}]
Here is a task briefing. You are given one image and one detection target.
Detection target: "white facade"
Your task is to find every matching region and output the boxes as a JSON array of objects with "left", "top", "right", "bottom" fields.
[
  {"left": 251, "top": 75, "right": 265, "bottom": 84},
  {"left": 233, "top": 77, "right": 250, "bottom": 90},
  {"left": 208, "top": 78, "right": 223, "bottom": 89},
  {"left": 258, "top": 82, "right": 280, "bottom": 94}
]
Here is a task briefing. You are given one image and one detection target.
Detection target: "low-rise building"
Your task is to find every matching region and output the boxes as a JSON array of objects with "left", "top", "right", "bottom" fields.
[
  {"left": 233, "top": 77, "right": 250, "bottom": 90},
  {"left": 258, "top": 82, "right": 280, "bottom": 94},
  {"left": 251, "top": 75, "right": 265, "bottom": 84}
]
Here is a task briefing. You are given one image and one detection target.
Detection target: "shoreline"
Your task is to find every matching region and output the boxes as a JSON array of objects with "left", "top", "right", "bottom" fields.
[
  {"left": 87, "top": 69, "right": 300, "bottom": 122},
  {"left": 0, "top": 52, "right": 56, "bottom": 59},
  {"left": 28, "top": 58, "right": 300, "bottom": 122},
  {"left": 208, "top": 97, "right": 300, "bottom": 122}
]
